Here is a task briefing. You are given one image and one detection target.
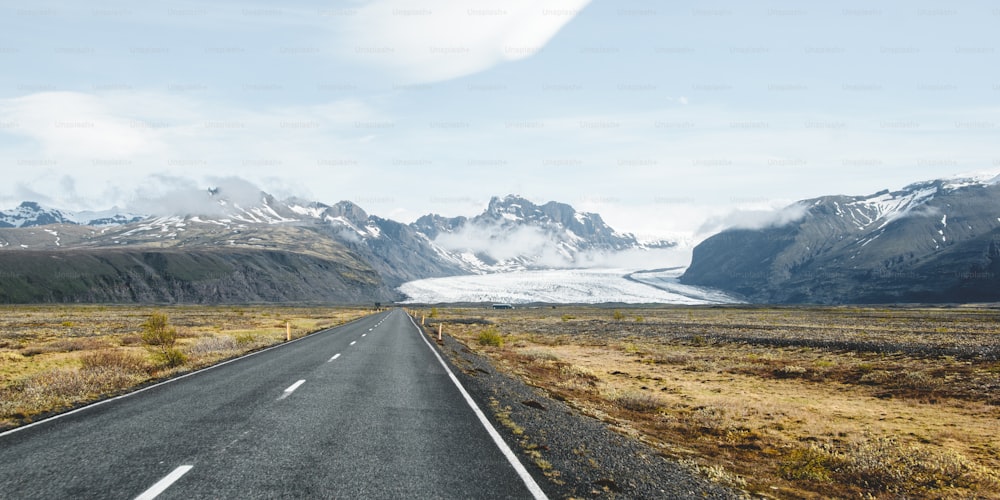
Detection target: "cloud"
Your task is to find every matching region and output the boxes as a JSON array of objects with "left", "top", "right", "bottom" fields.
[
  {"left": 0, "top": 91, "right": 383, "bottom": 210},
  {"left": 336, "top": 0, "right": 592, "bottom": 83},
  {"left": 128, "top": 175, "right": 267, "bottom": 217},
  {"left": 432, "top": 220, "right": 688, "bottom": 270},
  {"left": 435, "top": 223, "right": 554, "bottom": 262},
  {"left": 696, "top": 203, "right": 810, "bottom": 236},
  {"left": 0, "top": 91, "right": 165, "bottom": 159}
]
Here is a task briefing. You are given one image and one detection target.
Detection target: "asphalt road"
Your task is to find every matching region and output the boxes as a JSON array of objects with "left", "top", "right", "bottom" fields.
[{"left": 0, "top": 309, "right": 547, "bottom": 499}]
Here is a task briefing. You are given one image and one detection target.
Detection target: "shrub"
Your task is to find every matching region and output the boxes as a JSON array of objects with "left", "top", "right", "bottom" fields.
[
  {"left": 140, "top": 312, "right": 177, "bottom": 347},
  {"left": 140, "top": 313, "right": 185, "bottom": 367},
  {"left": 477, "top": 327, "right": 504, "bottom": 347},
  {"left": 153, "top": 348, "right": 187, "bottom": 368},
  {"left": 779, "top": 435, "right": 1000, "bottom": 493},
  {"left": 234, "top": 332, "right": 256, "bottom": 345},
  {"left": 79, "top": 350, "right": 149, "bottom": 374},
  {"left": 613, "top": 310, "right": 625, "bottom": 321},
  {"left": 613, "top": 391, "right": 662, "bottom": 412},
  {"left": 188, "top": 336, "right": 239, "bottom": 355},
  {"left": 775, "top": 365, "right": 809, "bottom": 378},
  {"left": 780, "top": 445, "right": 834, "bottom": 482},
  {"left": 561, "top": 314, "right": 575, "bottom": 322}
]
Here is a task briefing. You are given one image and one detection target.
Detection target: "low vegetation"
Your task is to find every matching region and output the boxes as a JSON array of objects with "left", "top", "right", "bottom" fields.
[
  {"left": 422, "top": 306, "right": 1000, "bottom": 499},
  {"left": 0, "top": 305, "right": 370, "bottom": 430}
]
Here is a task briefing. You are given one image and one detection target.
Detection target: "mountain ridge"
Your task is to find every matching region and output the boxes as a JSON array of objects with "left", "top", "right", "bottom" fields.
[
  {"left": 0, "top": 191, "right": 672, "bottom": 303},
  {"left": 681, "top": 173, "right": 1000, "bottom": 304}
]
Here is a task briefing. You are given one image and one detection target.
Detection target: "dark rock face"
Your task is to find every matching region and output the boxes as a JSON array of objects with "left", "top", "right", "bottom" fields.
[
  {"left": 682, "top": 178, "right": 1000, "bottom": 304},
  {"left": 318, "top": 215, "right": 468, "bottom": 286},
  {"left": 0, "top": 249, "right": 400, "bottom": 304}
]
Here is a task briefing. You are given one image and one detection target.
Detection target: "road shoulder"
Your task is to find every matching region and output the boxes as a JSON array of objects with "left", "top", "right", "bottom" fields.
[{"left": 425, "top": 326, "right": 741, "bottom": 499}]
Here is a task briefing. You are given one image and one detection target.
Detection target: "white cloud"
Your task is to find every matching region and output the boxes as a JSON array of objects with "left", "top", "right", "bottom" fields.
[
  {"left": 0, "top": 92, "right": 165, "bottom": 159},
  {"left": 435, "top": 223, "right": 552, "bottom": 262},
  {"left": 696, "top": 203, "right": 810, "bottom": 236},
  {"left": 0, "top": 91, "right": 383, "bottom": 209},
  {"left": 336, "top": 0, "right": 592, "bottom": 83}
]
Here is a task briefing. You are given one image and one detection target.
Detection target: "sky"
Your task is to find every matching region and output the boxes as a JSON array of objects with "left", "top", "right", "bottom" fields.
[{"left": 1, "top": 0, "right": 998, "bottom": 242}]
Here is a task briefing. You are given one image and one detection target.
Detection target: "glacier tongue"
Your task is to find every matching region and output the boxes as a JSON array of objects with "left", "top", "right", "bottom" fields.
[{"left": 398, "top": 268, "right": 742, "bottom": 305}]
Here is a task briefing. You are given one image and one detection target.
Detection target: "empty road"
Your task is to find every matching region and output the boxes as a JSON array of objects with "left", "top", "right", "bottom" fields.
[{"left": 0, "top": 309, "right": 547, "bottom": 499}]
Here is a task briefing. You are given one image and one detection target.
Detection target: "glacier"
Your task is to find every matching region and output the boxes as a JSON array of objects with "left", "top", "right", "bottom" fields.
[{"left": 397, "top": 268, "right": 742, "bottom": 305}]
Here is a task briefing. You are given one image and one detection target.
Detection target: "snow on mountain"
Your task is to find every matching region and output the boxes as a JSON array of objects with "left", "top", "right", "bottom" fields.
[
  {"left": 682, "top": 170, "right": 1000, "bottom": 304},
  {"left": 414, "top": 194, "right": 677, "bottom": 273},
  {"left": 1, "top": 190, "right": 688, "bottom": 292},
  {"left": 398, "top": 268, "right": 742, "bottom": 305},
  {"left": 0, "top": 201, "right": 144, "bottom": 228}
]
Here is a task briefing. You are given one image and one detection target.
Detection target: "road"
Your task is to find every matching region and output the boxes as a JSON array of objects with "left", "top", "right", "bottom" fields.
[{"left": 0, "top": 309, "right": 547, "bottom": 499}]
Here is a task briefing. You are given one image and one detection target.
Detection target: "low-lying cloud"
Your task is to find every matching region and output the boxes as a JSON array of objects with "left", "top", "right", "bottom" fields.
[
  {"left": 433, "top": 221, "right": 686, "bottom": 270},
  {"left": 129, "top": 176, "right": 266, "bottom": 217},
  {"left": 696, "top": 203, "right": 809, "bottom": 237}
]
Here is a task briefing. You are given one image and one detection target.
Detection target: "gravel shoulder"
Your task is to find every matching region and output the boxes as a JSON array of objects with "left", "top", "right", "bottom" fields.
[{"left": 430, "top": 329, "right": 741, "bottom": 499}]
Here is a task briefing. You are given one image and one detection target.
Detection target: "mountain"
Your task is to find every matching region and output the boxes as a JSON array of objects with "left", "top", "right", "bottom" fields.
[
  {"left": 290, "top": 200, "right": 468, "bottom": 285},
  {"left": 0, "top": 191, "right": 670, "bottom": 303},
  {"left": 681, "top": 174, "right": 1000, "bottom": 304},
  {"left": 414, "top": 195, "right": 674, "bottom": 272},
  {"left": 0, "top": 248, "right": 393, "bottom": 304},
  {"left": 0, "top": 202, "right": 145, "bottom": 228}
]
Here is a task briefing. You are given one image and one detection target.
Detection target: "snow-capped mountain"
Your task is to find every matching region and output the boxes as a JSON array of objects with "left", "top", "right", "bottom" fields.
[
  {"left": 0, "top": 202, "right": 145, "bottom": 228},
  {"left": 682, "top": 172, "right": 1000, "bottom": 303},
  {"left": 2, "top": 191, "right": 675, "bottom": 288},
  {"left": 414, "top": 195, "right": 675, "bottom": 272}
]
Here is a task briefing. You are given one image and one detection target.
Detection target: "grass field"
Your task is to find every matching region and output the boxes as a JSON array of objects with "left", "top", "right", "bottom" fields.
[
  {"left": 418, "top": 306, "right": 1000, "bottom": 499},
  {"left": 0, "top": 305, "right": 372, "bottom": 431}
]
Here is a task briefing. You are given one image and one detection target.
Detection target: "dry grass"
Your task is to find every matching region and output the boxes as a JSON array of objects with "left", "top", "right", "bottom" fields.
[
  {"left": 0, "top": 305, "right": 372, "bottom": 430},
  {"left": 421, "top": 306, "right": 1000, "bottom": 499}
]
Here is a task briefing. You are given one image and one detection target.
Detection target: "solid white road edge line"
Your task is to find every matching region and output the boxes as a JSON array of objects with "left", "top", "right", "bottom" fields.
[
  {"left": 328, "top": 353, "right": 341, "bottom": 362},
  {"left": 278, "top": 380, "right": 306, "bottom": 400},
  {"left": 0, "top": 312, "right": 383, "bottom": 439},
  {"left": 406, "top": 313, "right": 549, "bottom": 500},
  {"left": 134, "top": 465, "right": 193, "bottom": 500}
]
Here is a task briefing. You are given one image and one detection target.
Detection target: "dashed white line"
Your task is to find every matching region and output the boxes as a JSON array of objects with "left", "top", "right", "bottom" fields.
[
  {"left": 350, "top": 341, "right": 357, "bottom": 346},
  {"left": 134, "top": 465, "right": 193, "bottom": 500},
  {"left": 328, "top": 353, "right": 341, "bottom": 362},
  {"left": 362, "top": 334, "right": 367, "bottom": 337},
  {"left": 278, "top": 380, "right": 306, "bottom": 400}
]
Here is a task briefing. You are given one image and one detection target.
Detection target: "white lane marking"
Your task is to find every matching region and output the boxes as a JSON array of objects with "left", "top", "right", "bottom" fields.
[
  {"left": 278, "top": 380, "right": 306, "bottom": 400},
  {"left": 368, "top": 328, "right": 373, "bottom": 331},
  {"left": 134, "top": 465, "right": 193, "bottom": 500},
  {"left": 328, "top": 353, "right": 341, "bottom": 362},
  {"left": 362, "top": 334, "right": 367, "bottom": 337},
  {"left": 406, "top": 314, "right": 549, "bottom": 500},
  {"left": 350, "top": 341, "right": 357, "bottom": 346}
]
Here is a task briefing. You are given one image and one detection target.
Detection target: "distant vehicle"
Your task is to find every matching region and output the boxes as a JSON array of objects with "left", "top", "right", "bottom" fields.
[{"left": 492, "top": 303, "right": 514, "bottom": 310}]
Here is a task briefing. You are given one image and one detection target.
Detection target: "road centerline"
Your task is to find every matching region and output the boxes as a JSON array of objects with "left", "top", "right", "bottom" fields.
[
  {"left": 328, "top": 353, "right": 341, "bottom": 362},
  {"left": 134, "top": 465, "right": 193, "bottom": 500},
  {"left": 278, "top": 380, "right": 306, "bottom": 400}
]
